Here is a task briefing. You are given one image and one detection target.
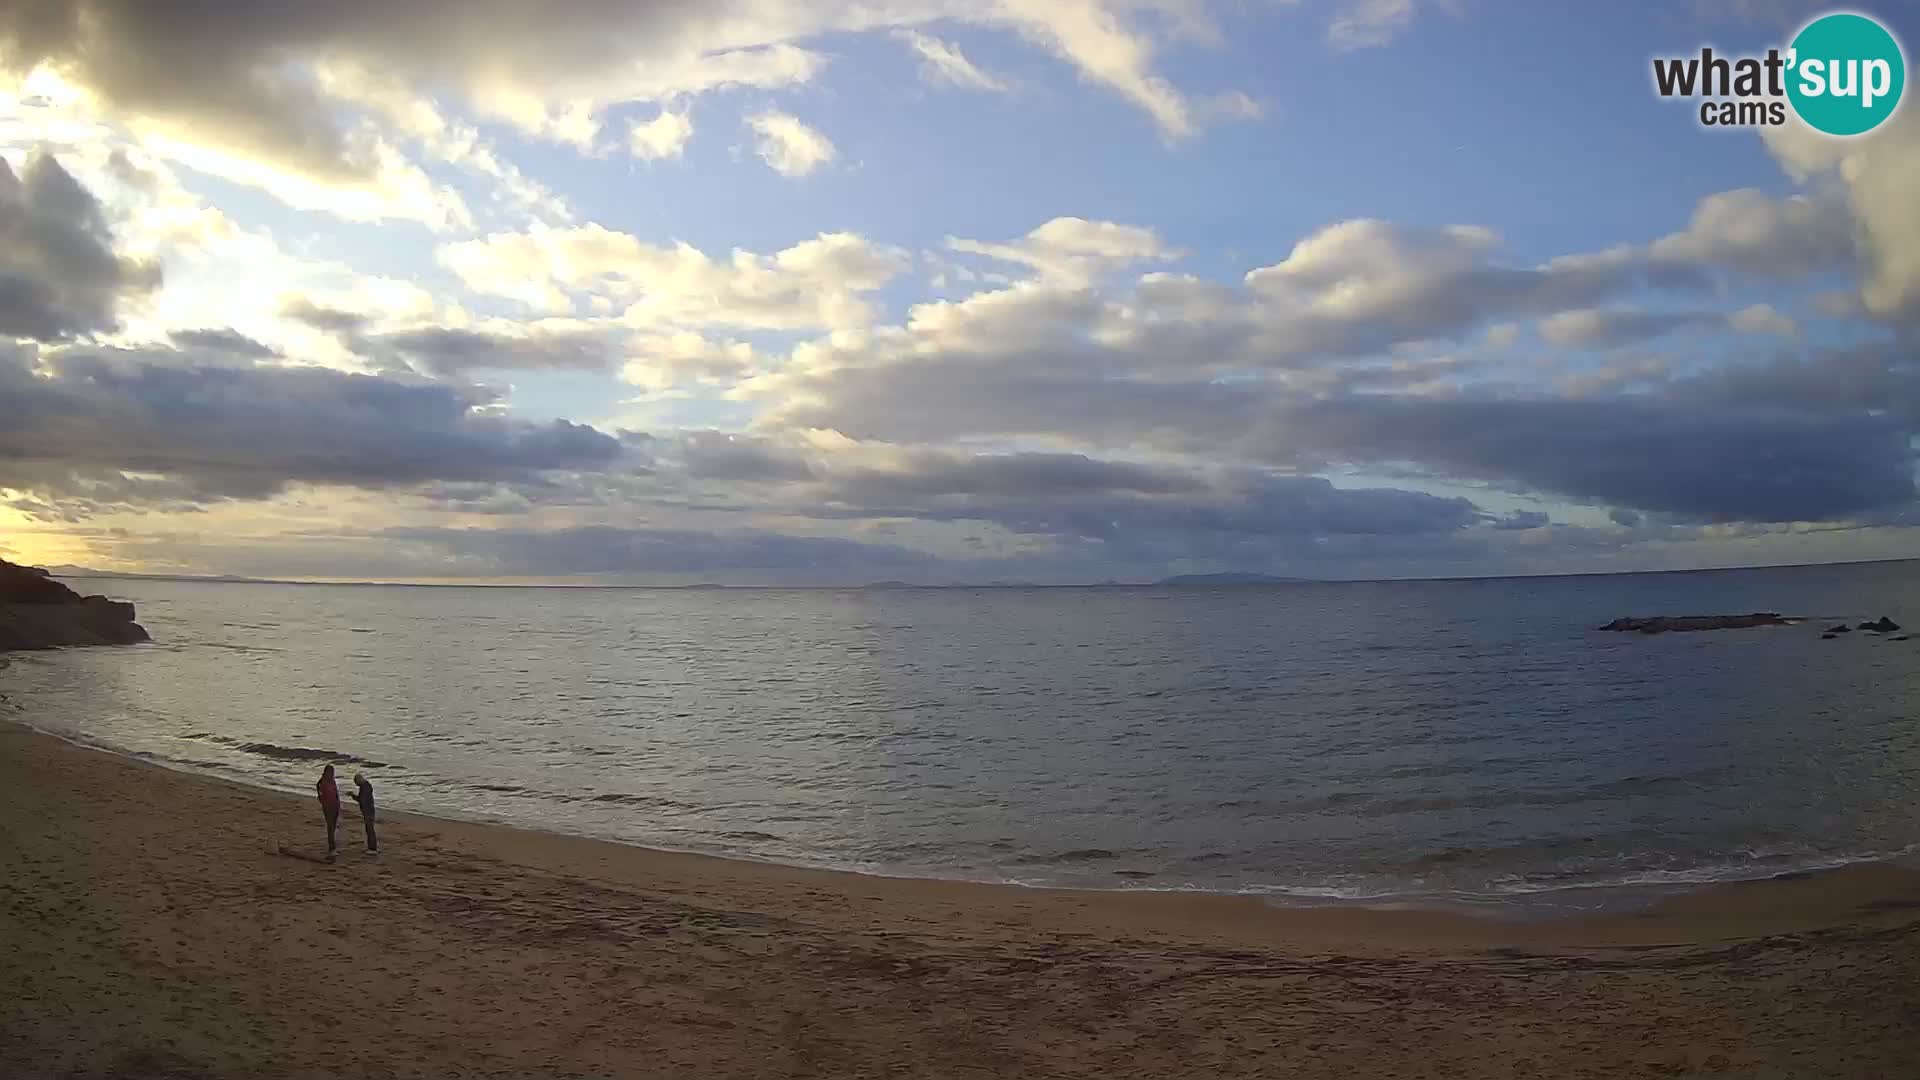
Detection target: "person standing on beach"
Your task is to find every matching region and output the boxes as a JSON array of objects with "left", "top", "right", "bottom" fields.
[
  {"left": 352, "top": 772, "right": 378, "bottom": 853},
  {"left": 317, "top": 764, "right": 341, "bottom": 857}
]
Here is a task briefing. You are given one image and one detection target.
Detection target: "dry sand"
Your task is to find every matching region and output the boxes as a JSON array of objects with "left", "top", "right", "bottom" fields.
[{"left": 3, "top": 721, "right": 1918, "bottom": 1079}]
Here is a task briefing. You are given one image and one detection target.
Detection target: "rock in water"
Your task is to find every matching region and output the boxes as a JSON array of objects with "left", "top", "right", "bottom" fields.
[
  {"left": 1858, "top": 616, "right": 1901, "bottom": 633},
  {"left": 0, "top": 558, "right": 150, "bottom": 651},
  {"left": 1598, "top": 613, "right": 1791, "bottom": 634}
]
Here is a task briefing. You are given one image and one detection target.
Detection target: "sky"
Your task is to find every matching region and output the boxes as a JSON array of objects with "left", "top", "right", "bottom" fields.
[{"left": 0, "top": 0, "right": 1916, "bottom": 584}]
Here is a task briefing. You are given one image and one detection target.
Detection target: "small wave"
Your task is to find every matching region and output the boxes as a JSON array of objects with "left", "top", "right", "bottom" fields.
[
  {"left": 1016, "top": 847, "right": 1119, "bottom": 864},
  {"left": 586, "top": 792, "right": 690, "bottom": 810},
  {"left": 720, "top": 830, "right": 786, "bottom": 843},
  {"left": 177, "top": 732, "right": 393, "bottom": 768},
  {"left": 234, "top": 741, "right": 389, "bottom": 768}
]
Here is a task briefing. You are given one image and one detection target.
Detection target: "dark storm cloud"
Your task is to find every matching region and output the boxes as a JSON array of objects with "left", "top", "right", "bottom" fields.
[
  {"left": 1262, "top": 395, "right": 1915, "bottom": 523},
  {"left": 0, "top": 152, "right": 158, "bottom": 340},
  {"left": 917, "top": 472, "right": 1481, "bottom": 545},
  {"left": 380, "top": 524, "right": 936, "bottom": 576},
  {"left": 1492, "top": 510, "right": 1551, "bottom": 530},
  {"left": 774, "top": 358, "right": 1264, "bottom": 451},
  {"left": 0, "top": 346, "right": 623, "bottom": 509},
  {"left": 672, "top": 445, "right": 1487, "bottom": 545},
  {"left": 0, "top": 1, "right": 853, "bottom": 178},
  {"left": 674, "top": 431, "right": 816, "bottom": 484},
  {"left": 167, "top": 328, "right": 279, "bottom": 359},
  {"left": 770, "top": 313, "right": 1918, "bottom": 526},
  {"left": 1672, "top": 343, "right": 1920, "bottom": 423},
  {"left": 831, "top": 451, "right": 1194, "bottom": 500},
  {"left": 280, "top": 297, "right": 371, "bottom": 335},
  {"left": 357, "top": 326, "right": 619, "bottom": 376}
]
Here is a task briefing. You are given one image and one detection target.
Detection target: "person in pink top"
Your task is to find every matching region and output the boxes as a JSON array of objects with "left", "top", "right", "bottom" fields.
[{"left": 316, "top": 764, "right": 342, "bottom": 858}]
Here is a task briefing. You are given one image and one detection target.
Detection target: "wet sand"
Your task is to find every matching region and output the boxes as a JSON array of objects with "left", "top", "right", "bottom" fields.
[{"left": 3, "top": 721, "right": 1918, "bottom": 1079}]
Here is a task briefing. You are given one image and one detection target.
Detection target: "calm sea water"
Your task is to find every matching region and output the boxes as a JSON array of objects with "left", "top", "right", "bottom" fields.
[{"left": 7, "top": 562, "right": 1920, "bottom": 910}]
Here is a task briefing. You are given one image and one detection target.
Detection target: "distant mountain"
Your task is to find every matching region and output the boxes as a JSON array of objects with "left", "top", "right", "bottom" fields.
[
  {"left": 1156, "top": 572, "right": 1308, "bottom": 586},
  {"left": 46, "top": 565, "right": 273, "bottom": 584}
]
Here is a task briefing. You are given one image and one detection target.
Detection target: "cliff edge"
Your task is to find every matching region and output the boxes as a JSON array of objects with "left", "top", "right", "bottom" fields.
[{"left": 0, "top": 559, "right": 150, "bottom": 650}]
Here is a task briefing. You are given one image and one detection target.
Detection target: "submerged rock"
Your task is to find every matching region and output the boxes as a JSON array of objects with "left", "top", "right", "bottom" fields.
[
  {"left": 0, "top": 559, "right": 150, "bottom": 651},
  {"left": 1598, "top": 613, "right": 1791, "bottom": 634},
  {"left": 1827, "top": 624, "right": 1853, "bottom": 634}
]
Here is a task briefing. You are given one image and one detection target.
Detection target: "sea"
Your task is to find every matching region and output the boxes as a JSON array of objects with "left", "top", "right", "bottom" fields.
[{"left": 6, "top": 560, "right": 1919, "bottom": 914}]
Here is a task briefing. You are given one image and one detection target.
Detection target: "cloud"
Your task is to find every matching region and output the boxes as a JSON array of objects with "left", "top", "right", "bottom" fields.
[
  {"left": 439, "top": 226, "right": 907, "bottom": 329},
  {"left": 0, "top": 345, "right": 624, "bottom": 512},
  {"left": 1233, "top": 220, "right": 1699, "bottom": 363},
  {"left": 995, "top": 0, "right": 1202, "bottom": 139},
  {"left": 625, "top": 433, "right": 1491, "bottom": 566},
  {"left": 947, "top": 216, "right": 1176, "bottom": 285},
  {"left": 628, "top": 110, "right": 695, "bottom": 161},
  {"left": 897, "top": 30, "right": 1008, "bottom": 92},
  {"left": 1257, "top": 394, "right": 1916, "bottom": 524},
  {"left": 1647, "top": 188, "right": 1856, "bottom": 278},
  {"left": 1727, "top": 303, "right": 1797, "bottom": 338},
  {"left": 166, "top": 328, "right": 278, "bottom": 359},
  {"left": 0, "top": 151, "right": 159, "bottom": 340},
  {"left": 381, "top": 523, "right": 936, "bottom": 578},
  {"left": 355, "top": 326, "right": 623, "bottom": 377},
  {"left": 813, "top": 454, "right": 1486, "bottom": 544},
  {"left": 620, "top": 333, "right": 759, "bottom": 393},
  {"left": 1539, "top": 309, "right": 1721, "bottom": 348},
  {"left": 766, "top": 340, "right": 1916, "bottom": 526},
  {"left": 1673, "top": 342, "right": 1920, "bottom": 424},
  {"left": 281, "top": 296, "right": 372, "bottom": 336},
  {"left": 1763, "top": 105, "right": 1920, "bottom": 321},
  {"left": 0, "top": 1, "right": 1238, "bottom": 225},
  {"left": 1327, "top": 0, "right": 1420, "bottom": 50},
  {"left": 745, "top": 111, "right": 837, "bottom": 177}
]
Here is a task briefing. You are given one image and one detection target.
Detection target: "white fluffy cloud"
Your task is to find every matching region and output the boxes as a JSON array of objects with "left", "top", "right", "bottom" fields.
[
  {"left": 620, "top": 332, "right": 760, "bottom": 392},
  {"left": 745, "top": 111, "right": 838, "bottom": 177},
  {"left": 628, "top": 111, "right": 696, "bottom": 161},
  {"left": 1647, "top": 188, "right": 1855, "bottom": 278},
  {"left": 1763, "top": 106, "right": 1920, "bottom": 322},
  {"left": 897, "top": 30, "right": 1010, "bottom": 92},
  {"left": 439, "top": 226, "right": 908, "bottom": 330},
  {"left": 948, "top": 217, "right": 1177, "bottom": 285}
]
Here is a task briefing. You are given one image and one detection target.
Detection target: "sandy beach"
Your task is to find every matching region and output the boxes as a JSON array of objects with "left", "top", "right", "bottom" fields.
[{"left": 3, "top": 722, "right": 1918, "bottom": 1079}]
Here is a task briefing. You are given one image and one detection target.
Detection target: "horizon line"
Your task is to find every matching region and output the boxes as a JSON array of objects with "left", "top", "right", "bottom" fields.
[{"left": 39, "top": 555, "right": 1920, "bottom": 591}]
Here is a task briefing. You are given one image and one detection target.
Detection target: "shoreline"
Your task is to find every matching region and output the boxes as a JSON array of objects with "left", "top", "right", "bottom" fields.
[
  {"left": 5, "top": 720, "right": 1920, "bottom": 1077},
  {"left": 17, "top": 713, "right": 1916, "bottom": 923}
]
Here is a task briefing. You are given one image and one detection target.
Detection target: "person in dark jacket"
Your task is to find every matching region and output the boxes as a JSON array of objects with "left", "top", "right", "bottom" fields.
[
  {"left": 317, "top": 764, "right": 341, "bottom": 857},
  {"left": 352, "top": 773, "right": 378, "bottom": 853}
]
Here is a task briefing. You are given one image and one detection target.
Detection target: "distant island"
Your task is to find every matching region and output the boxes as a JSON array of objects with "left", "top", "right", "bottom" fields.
[{"left": 1156, "top": 572, "right": 1308, "bottom": 586}]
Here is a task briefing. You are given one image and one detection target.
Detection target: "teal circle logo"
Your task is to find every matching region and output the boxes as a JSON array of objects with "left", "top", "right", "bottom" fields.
[{"left": 1787, "top": 12, "right": 1905, "bottom": 136}]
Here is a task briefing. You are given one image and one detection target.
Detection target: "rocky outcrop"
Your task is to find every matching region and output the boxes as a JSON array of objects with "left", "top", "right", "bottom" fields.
[
  {"left": 1858, "top": 616, "right": 1901, "bottom": 633},
  {"left": 0, "top": 559, "right": 150, "bottom": 650},
  {"left": 1598, "top": 613, "right": 1792, "bottom": 634}
]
